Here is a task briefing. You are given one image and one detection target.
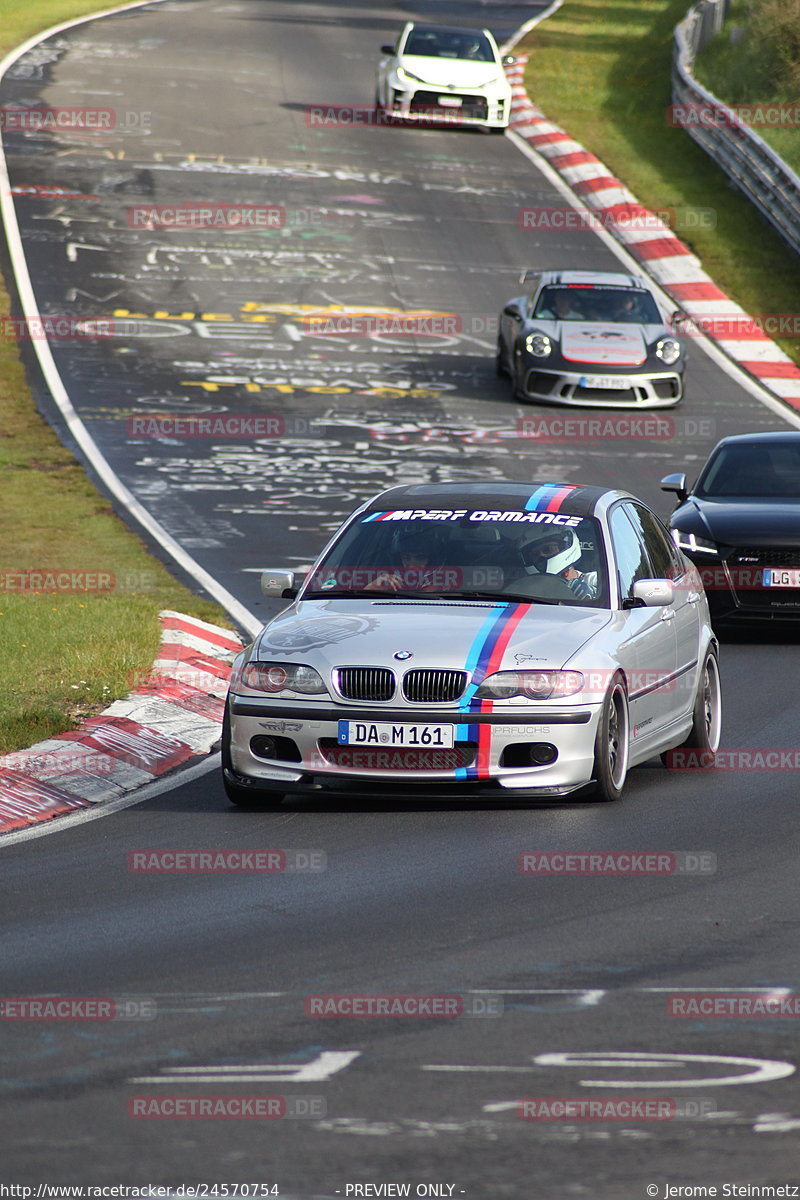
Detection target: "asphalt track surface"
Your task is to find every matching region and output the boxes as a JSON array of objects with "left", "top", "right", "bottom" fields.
[{"left": 2, "top": 0, "right": 800, "bottom": 1194}]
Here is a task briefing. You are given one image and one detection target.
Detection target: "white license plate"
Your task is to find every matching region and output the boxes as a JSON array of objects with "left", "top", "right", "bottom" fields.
[
  {"left": 578, "top": 375, "right": 631, "bottom": 390},
  {"left": 337, "top": 721, "right": 454, "bottom": 748},
  {"left": 437, "top": 96, "right": 462, "bottom": 107},
  {"left": 763, "top": 568, "right": 800, "bottom": 587}
]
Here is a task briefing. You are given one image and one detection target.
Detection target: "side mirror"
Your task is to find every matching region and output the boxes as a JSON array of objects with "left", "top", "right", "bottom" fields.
[
  {"left": 660, "top": 472, "right": 688, "bottom": 502},
  {"left": 380, "top": 44, "right": 395, "bottom": 54},
  {"left": 260, "top": 569, "right": 297, "bottom": 599},
  {"left": 502, "top": 55, "right": 517, "bottom": 65},
  {"left": 631, "top": 579, "right": 674, "bottom": 607},
  {"left": 503, "top": 303, "right": 522, "bottom": 318},
  {"left": 671, "top": 309, "right": 690, "bottom": 330}
]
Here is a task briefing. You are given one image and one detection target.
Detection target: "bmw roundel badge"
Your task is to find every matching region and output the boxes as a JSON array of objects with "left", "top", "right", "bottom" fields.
[{"left": 394, "top": 650, "right": 413, "bottom": 660}]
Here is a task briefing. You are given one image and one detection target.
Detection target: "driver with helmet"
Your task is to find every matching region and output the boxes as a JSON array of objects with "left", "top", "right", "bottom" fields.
[
  {"left": 520, "top": 526, "right": 598, "bottom": 600},
  {"left": 364, "top": 526, "right": 443, "bottom": 593}
]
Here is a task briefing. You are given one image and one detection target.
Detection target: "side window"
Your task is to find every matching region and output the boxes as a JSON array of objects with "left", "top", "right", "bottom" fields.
[
  {"left": 626, "top": 502, "right": 685, "bottom": 579},
  {"left": 527, "top": 276, "right": 542, "bottom": 314},
  {"left": 609, "top": 505, "right": 651, "bottom": 603}
]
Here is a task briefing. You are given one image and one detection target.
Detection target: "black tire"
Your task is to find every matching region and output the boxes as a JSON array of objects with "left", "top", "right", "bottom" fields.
[
  {"left": 589, "top": 676, "right": 629, "bottom": 802},
  {"left": 489, "top": 125, "right": 507, "bottom": 135},
  {"left": 221, "top": 704, "right": 285, "bottom": 808},
  {"left": 495, "top": 336, "right": 508, "bottom": 377},
  {"left": 661, "top": 648, "right": 721, "bottom": 768},
  {"left": 511, "top": 352, "right": 527, "bottom": 401}
]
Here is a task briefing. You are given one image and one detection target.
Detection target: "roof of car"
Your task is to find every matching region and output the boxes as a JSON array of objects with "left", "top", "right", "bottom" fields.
[
  {"left": 537, "top": 270, "right": 650, "bottom": 289},
  {"left": 712, "top": 430, "right": 800, "bottom": 445},
  {"left": 365, "top": 481, "right": 616, "bottom": 518},
  {"left": 403, "top": 22, "right": 491, "bottom": 35}
]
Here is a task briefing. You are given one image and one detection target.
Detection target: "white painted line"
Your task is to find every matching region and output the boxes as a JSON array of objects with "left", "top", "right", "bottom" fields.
[
  {"left": 0, "top": 754, "right": 220, "bottom": 849},
  {"left": 0, "top": 1, "right": 261, "bottom": 640}
]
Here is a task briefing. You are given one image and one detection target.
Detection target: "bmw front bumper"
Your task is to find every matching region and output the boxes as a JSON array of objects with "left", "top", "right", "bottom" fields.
[{"left": 226, "top": 697, "right": 604, "bottom": 799}]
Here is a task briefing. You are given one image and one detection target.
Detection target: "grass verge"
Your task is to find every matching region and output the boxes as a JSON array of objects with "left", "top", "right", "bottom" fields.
[
  {"left": 0, "top": 0, "right": 232, "bottom": 756},
  {"left": 518, "top": 0, "right": 800, "bottom": 363},
  {"left": 693, "top": 0, "right": 800, "bottom": 175}
]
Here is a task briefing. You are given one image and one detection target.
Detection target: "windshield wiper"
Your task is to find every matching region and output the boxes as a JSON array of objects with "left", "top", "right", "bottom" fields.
[
  {"left": 302, "top": 589, "right": 437, "bottom": 600},
  {"left": 425, "top": 590, "right": 561, "bottom": 604}
]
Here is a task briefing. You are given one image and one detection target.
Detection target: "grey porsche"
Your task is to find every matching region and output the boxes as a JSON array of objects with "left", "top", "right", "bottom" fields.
[
  {"left": 222, "top": 482, "right": 720, "bottom": 806},
  {"left": 496, "top": 269, "right": 686, "bottom": 408}
]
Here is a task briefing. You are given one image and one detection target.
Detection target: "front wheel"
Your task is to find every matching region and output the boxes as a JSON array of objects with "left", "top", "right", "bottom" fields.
[
  {"left": 495, "top": 336, "right": 508, "bottom": 377},
  {"left": 590, "top": 677, "right": 629, "bottom": 802}
]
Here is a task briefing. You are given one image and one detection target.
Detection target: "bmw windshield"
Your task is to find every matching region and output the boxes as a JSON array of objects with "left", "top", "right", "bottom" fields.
[{"left": 301, "top": 509, "right": 609, "bottom": 607}]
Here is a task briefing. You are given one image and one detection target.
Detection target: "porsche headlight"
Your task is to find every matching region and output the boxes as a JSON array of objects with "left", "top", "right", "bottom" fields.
[
  {"left": 671, "top": 530, "right": 718, "bottom": 555},
  {"left": 656, "top": 337, "right": 682, "bottom": 365},
  {"left": 474, "top": 670, "right": 584, "bottom": 701},
  {"left": 241, "top": 661, "right": 328, "bottom": 696},
  {"left": 525, "top": 333, "right": 552, "bottom": 358}
]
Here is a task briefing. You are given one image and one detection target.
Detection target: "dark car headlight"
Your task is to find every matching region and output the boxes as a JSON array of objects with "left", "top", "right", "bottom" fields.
[
  {"left": 671, "top": 529, "right": 718, "bottom": 555},
  {"left": 524, "top": 333, "right": 552, "bottom": 358},
  {"left": 655, "top": 337, "right": 682, "bottom": 366}
]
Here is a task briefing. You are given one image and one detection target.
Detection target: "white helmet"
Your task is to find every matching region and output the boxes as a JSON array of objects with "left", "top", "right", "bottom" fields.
[{"left": 521, "top": 527, "right": 582, "bottom": 575}]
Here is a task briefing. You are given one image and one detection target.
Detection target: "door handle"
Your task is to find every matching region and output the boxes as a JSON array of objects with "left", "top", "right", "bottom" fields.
[
  {"left": 687, "top": 591, "right": 701, "bottom": 604},
  {"left": 660, "top": 608, "right": 675, "bottom": 621}
]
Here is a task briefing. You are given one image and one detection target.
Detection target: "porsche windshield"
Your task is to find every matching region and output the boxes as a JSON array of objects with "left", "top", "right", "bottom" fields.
[
  {"left": 303, "top": 510, "right": 609, "bottom": 607},
  {"left": 696, "top": 441, "right": 800, "bottom": 499},
  {"left": 532, "top": 285, "right": 661, "bottom": 324},
  {"left": 403, "top": 28, "right": 496, "bottom": 62}
]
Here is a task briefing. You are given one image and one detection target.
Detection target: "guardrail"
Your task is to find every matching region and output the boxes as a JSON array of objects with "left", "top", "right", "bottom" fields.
[{"left": 672, "top": 0, "right": 800, "bottom": 259}]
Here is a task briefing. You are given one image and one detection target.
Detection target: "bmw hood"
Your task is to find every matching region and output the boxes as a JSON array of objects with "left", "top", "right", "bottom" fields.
[
  {"left": 559, "top": 323, "right": 649, "bottom": 367},
  {"left": 685, "top": 499, "right": 800, "bottom": 547},
  {"left": 254, "top": 599, "right": 612, "bottom": 678},
  {"left": 398, "top": 55, "right": 506, "bottom": 89}
]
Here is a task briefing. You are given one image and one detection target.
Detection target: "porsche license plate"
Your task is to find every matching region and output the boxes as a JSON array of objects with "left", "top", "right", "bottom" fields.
[
  {"left": 763, "top": 568, "right": 800, "bottom": 587},
  {"left": 579, "top": 375, "right": 631, "bottom": 390},
  {"left": 337, "top": 721, "right": 454, "bottom": 748},
  {"left": 437, "top": 96, "right": 462, "bottom": 107}
]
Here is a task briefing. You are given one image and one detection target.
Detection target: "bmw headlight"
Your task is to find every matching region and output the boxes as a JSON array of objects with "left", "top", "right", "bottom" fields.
[
  {"left": 525, "top": 333, "right": 552, "bottom": 358},
  {"left": 241, "top": 661, "right": 329, "bottom": 696},
  {"left": 656, "top": 337, "right": 682, "bottom": 365},
  {"left": 474, "top": 670, "right": 584, "bottom": 701},
  {"left": 671, "top": 530, "right": 718, "bottom": 555}
]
